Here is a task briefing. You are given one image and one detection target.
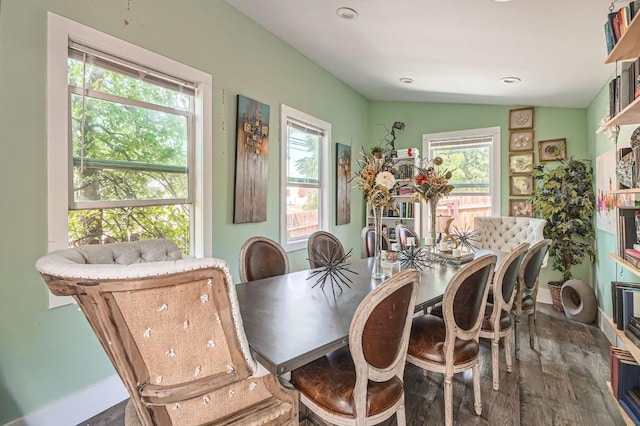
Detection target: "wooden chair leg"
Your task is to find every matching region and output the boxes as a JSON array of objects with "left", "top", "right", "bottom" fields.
[
  {"left": 472, "top": 363, "right": 482, "bottom": 415},
  {"left": 396, "top": 394, "right": 407, "bottom": 426},
  {"left": 505, "top": 334, "right": 513, "bottom": 373},
  {"left": 444, "top": 373, "right": 454, "bottom": 426},
  {"left": 491, "top": 338, "right": 499, "bottom": 390},
  {"left": 528, "top": 313, "right": 536, "bottom": 349},
  {"left": 514, "top": 314, "right": 521, "bottom": 360}
]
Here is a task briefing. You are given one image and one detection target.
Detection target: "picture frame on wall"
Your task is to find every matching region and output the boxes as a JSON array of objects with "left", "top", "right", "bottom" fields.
[
  {"left": 509, "top": 107, "right": 535, "bottom": 130},
  {"left": 509, "top": 152, "right": 534, "bottom": 174},
  {"left": 509, "top": 175, "right": 534, "bottom": 196},
  {"left": 538, "top": 138, "right": 567, "bottom": 162},
  {"left": 509, "top": 199, "right": 533, "bottom": 217},
  {"left": 509, "top": 130, "right": 534, "bottom": 151},
  {"left": 336, "top": 143, "right": 351, "bottom": 225},
  {"left": 233, "top": 95, "right": 270, "bottom": 224}
]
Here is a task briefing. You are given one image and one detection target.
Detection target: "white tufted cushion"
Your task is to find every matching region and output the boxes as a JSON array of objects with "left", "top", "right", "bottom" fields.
[{"left": 474, "top": 217, "right": 547, "bottom": 265}]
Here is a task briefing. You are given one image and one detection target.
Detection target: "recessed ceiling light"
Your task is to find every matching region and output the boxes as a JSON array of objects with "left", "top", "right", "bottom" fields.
[
  {"left": 336, "top": 7, "right": 358, "bottom": 20},
  {"left": 494, "top": 0, "right": 512, "bottom": 2},
  {"left": 399, "top": 77, "right": 414, "bottom": 84},
  {"left": 501, "top": 76, "right": 521, "bottom": 84}
]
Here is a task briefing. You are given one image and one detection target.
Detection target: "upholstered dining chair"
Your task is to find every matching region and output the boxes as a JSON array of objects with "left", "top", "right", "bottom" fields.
[
  {"left": 35, "top": 240, "right": 298, "bottom": 426},
  {"left": 360, "top": 226, "right": 390, "bottom": 258},
  {"left": 479, "top": 243, "right": 528, "bottom": 390},
  {"left": 291, "top": 270, "right": 419, "bottom": 426},
  {"left": 395, "top": 224, "right": 419, "bottom": 250},
  {"left": 307, "top": 231, "right": 346, "bottom": 268},
  {"left": 513, "top": 239, "right": 552, "bottom": 359},
  {"left": 239, "top": 236, "right": 289, "bottom": 282},
  {"left": 406, "top": 255, "right": 496, "bottom": 426}
]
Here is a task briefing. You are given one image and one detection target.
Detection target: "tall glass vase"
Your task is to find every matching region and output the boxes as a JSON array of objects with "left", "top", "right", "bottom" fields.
[
  {"left": 429, "top": 196, "right": 441, "bottom": 245},
  {"left": 371, "top": 205, "right": 385, "bottom": 279}
]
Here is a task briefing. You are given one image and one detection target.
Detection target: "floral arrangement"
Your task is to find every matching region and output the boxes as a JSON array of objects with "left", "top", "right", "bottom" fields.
[
  {"left": 411, "top": 156, "right": 455, "bottom": 202},
  {"left": 353, "top": 150, "right": 397, "bottom": 208}
]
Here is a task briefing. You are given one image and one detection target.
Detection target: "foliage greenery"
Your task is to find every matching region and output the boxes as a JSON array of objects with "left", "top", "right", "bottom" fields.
[
  {"left": 67, "top": 57, "right": 190, "bottom": 253},
  {"left": 531, "top": 157, "right": 595, "bottom": 282}
]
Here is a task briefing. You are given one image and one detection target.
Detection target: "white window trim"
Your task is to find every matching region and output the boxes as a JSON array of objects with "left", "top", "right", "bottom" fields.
[
  {"left": 280, "top": 105, "right": 331, "bottom": 252},
  {"left": 46, "top": 13, "right": 213, "bottom": 307},
  {"left": 422, "top": 126, "right": 501, "bottom": 217}
]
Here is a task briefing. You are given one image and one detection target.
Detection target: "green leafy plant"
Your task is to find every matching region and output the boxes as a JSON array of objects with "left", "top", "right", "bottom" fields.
[{"left": 531, "top": 157, "right": 595, "bottom": 282}]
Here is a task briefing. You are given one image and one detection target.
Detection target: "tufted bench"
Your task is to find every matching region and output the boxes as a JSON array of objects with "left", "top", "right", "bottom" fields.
[
  {"left": 36, "top": 240, "right": 298, "bottom": 425},
  {"left": 474, "top": 216, "right": 547, "bottom": 265}
]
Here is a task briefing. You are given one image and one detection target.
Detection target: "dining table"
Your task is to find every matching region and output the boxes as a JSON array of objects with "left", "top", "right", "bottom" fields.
[{"left": 235, "top": 249, "right": 504, "bottom": 376}]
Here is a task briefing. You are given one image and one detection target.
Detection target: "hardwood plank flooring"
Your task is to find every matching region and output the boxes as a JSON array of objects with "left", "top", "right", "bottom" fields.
[{"left": 81, "top": 304, "right": 624, "bottom": 426}]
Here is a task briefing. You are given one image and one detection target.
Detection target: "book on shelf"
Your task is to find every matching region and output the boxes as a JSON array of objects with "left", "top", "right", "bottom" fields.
[
  {"left": 625, "top": 249, "right": 640, "bottom": 260},
  {"left": 620, "top": 62, "right": 634, "bottom": 111},
  {"left": 396, "top": 148, "right": 417, "bottom": 159},
  {"left": 625, "top": 253, "right": 640, "bottom": 268},
  {"left": 611, "top": 281, "right": 640, "bottom": 328},
  {"left": 626, "top": 328, "right": 640, "bottom": 348},
  {"left": 611, "top": 346, "right": 639, "bottom": 399},
  {"left": 620, "top": 393, "right": 640, "bottom": 425}
]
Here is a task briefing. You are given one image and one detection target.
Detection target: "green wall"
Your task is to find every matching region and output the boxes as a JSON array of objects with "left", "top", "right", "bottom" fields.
[
  {"left": 0, "top": 0, "right": 600, "bottom": 423},
  {"left": 368, "top": 101, "right": 591, "bottom": 289},
  {"left": 0, "top": 0, "right": 368, "bottom": 422}
]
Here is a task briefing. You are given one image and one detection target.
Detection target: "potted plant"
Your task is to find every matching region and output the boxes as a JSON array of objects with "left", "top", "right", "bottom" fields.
[{"left": 531, "top": 157, "right": 596, "bottom": 310}]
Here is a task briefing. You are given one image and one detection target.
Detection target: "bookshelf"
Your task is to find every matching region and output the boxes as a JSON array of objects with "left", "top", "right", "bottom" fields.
[
  {"left": 605, "top": 11, "right": 640, "bottom": 128},
  {"left": 367, "top": 149, "right": 420, "bottom": 243},
  {"left": 604, "top": 7, "right": 640, "bottom": 423},
  {"left": 609, "top": 253, "right": 640, "bottom": 279},
  {"left": 608, "top": 381, "right": 635, "bottom": 426}
]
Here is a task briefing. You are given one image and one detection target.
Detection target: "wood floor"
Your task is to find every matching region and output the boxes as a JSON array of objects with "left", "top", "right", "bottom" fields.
[{"left": 81, "top": 304, "right": 624, "bottom": 426}]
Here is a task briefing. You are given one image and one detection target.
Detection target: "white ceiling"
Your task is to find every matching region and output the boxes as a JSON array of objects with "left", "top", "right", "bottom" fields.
[{"left": 225, "top": 0, "right": 618, "bottom": 108}]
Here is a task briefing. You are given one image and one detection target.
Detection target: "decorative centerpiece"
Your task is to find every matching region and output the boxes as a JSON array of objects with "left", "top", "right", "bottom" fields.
[
  {"left": 411, "top": 156, "right": 454, "bottom": 245},
  {"left": 353, "top": 149, "right": 397, "bottom": 278},
  {"left": 306, "top": 247, "right": 357, "bottom": 298}
]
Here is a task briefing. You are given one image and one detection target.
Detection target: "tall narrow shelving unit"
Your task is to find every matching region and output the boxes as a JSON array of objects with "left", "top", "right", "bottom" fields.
[
  {"left": 604, "top": 10, "right": 640, "bottom": 425},
  {"left": 366, "top": 149, "right": 421, "bottom": 243}
]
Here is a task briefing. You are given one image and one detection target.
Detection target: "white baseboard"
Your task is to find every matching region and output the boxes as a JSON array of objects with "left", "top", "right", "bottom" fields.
[
  {"left": 537, "top": 287, "right": 552, "bottom": 305},
  {"left": 6, "top": 375, "right": 127, "bottom": 426}
]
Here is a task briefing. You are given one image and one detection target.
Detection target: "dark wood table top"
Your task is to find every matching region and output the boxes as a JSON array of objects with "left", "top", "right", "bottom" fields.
[{"left": 236, "top": 250, "right": 502, "bottom": 376}]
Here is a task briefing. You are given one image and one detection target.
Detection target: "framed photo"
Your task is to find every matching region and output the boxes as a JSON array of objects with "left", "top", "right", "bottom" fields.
[
  {"left": 509, "top": 199, "right": 533, "bottom": 217},
  {"left": 509, "top": 152, "right": 534, "bottom": 174},
  {"left": 509, "top": 130, "right": 534, "bottom": 151},
  {"left": 539, "top": 138, "right": 567, "bottom": 162},
  {"left": 509, "top": 107, "right": 535, "bottom": 130},
  {"left": 509, "top": 175, "right": 534, "bottom": 196}
]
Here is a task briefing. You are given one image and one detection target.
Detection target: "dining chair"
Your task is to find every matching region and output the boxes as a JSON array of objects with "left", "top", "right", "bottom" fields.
[
  {"left": 307, "top": 231, "right": 346, "bottom": 268},
  {"left": 395, "top": 224, "right": 419, "bottom": 250},
  {"left": 406, "top": 254, "right": 496, "bottom": 426},
  {"left": 35, "top": 240, "right": 298, "bottom": 425},
  {"left": 479, "top": 242, "right": 528, "bottom": 390},
  {"left": 513, "top": 239, "right": 552, "bottom": 359},
  {"left": 239, "top": 236, "right": 289, "bottom": 282},
  {"left": 291, "top": 269, "right": 419, "bottom": 426},
  {"left": 360, "top": 226, "right": 390, "bottom": 258}
]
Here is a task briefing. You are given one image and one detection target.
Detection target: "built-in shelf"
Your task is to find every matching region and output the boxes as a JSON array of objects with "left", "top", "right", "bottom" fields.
[
  {"left": 608, "top": 188, "right": 640, "bottom": 195},
  {"left": 608, "top": 253, "right": 640, "bottom": 278},
  {"left": 606, "top": 12, "right": 640, "bottom": 64},
  {"left": 607, "top": 315, "right": 640, "bottom": 362},
  {"left": 603, "top": 11, "right": 640, "bottom": 129},
  {"left": 605, "top": 97, "right": 640, "bottom": 128}
]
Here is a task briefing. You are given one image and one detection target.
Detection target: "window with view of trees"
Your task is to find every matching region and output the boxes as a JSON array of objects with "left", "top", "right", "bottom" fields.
[
  {"left": 47, "top": 14, "right": 212, "bottom": 288},
  {"left": 280, "top": 105, "right": 331, "bottom": 252},
  {"left": 422, "top": 127, "right": 501, "bottom": 229},
  {"left": 67, "top": 43, "right": 195, "bottom": 253}
]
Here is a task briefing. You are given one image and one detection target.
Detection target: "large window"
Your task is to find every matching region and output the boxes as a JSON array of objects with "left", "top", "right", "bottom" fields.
[
  {"left": 67, "top": 42, "right": 194, "bottom": 252},
  {"left": 48, "top": 13, "right": 212, "bottom": 305},
  {"left": 422, "top": 127, "right": 501, "bottom": 229},
  {"left": 280, "top": 105, "right": 331, "bottom": 252}
]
